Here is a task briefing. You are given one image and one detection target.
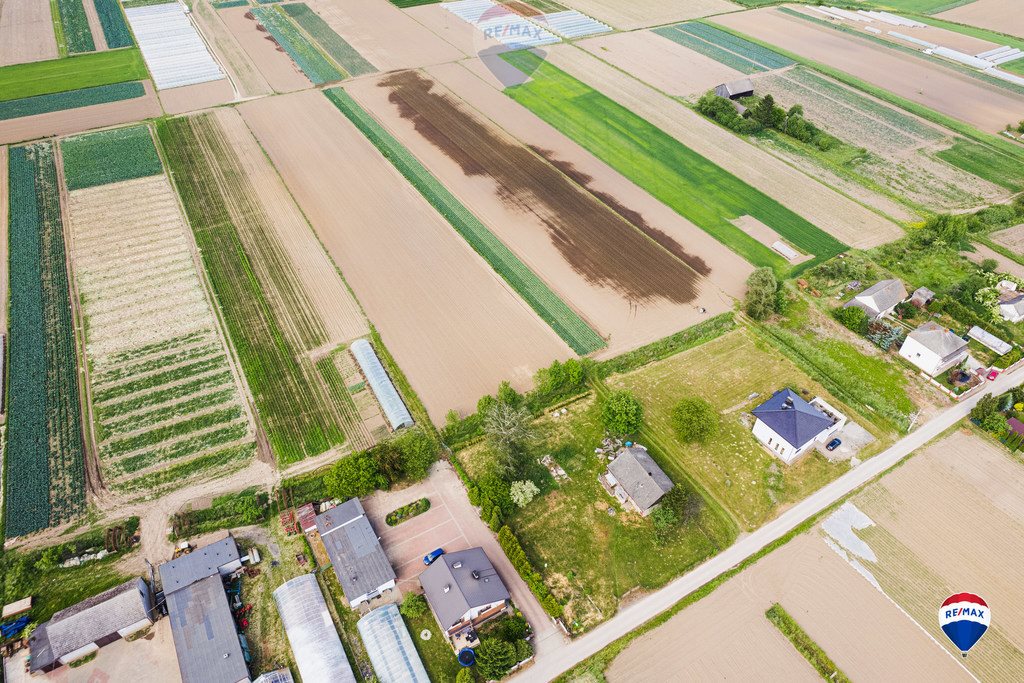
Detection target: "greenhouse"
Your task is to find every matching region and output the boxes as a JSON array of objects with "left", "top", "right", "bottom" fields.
[
  {"left": 350, "top": 339, "right": 414, "bottom": 431},
  {"left": 356, "top": 604, "right": 430, "bottom": 683},
  {"left": 272, "top": 575, "right": 355, "bottom": 683}
]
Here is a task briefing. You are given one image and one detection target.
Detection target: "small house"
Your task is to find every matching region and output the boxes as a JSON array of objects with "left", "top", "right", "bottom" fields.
[
  {"left": 899, "top": 322, "right": 969, "bottom": 376},
  {"left": 316, "top": 498, "right": 396, "bottom": 607},
  {"left": 751, "top": 389, "right": 846, "bottom": 464},
  {"left": 843, "top": 279, "right": 907, "bottom": 320},
  {"left": 714, "top": 78, "right": 754, "bottom": 99},
  {"left": 419, "top": 548, "right": 510, "bottom": 648},
  {"left": 602, "top": 446, "right": 674, "bottom": 516}
]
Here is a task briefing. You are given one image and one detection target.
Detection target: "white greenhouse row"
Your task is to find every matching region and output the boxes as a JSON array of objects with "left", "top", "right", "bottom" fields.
[{"left": 125, "top": 3, "right": 225, "bottom": 90}]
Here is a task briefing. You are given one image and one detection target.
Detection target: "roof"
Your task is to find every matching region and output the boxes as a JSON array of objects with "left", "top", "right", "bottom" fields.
[
  {"left": 752, "top": 389, "right": 834, "bottom": 450},
  {"left": 419, "top": 548, "right": 510, "bottom": 630},
  {"left": 351, "top": 339, "right": 414, "bottom": 431},
  {"left": 2, "top": 597, "right": 32, "bottom": 619},
  {"left": 357, "top": 604, "right": 430, "bottom": 683},
  {"left": 159, "top": 535, "right": 241, "bottom": 596},
  {"left": 907, "top": 322, "right": 969, "bottom": 358},
  {"left": 844, "top": 279, "right": 907, "bottom": 317},
  {"left": 968, "top": 326, "right": 1011, "bottom": 355},
  {"left": 911, "top": 286, "right": 935, "bottom": 302},
  {"left": 1009, "top": 418, "right": 1024, "bottom": 436},
  {"left": 316, "top": 499, "right": 396, "bottom": 602},
  {"left": 297, "top": 503, "right": 317, "bottom": 533},
  {"left": 714, "top": 78, "right": 754, "bottom": 98},
  {"left": 166, "top": 574, "right": 248, "bottom": 683},
  {"left": 273, "top": 574, "right": 356, "bottom": 683},
  {"left": 29, "top": 579, "right": 153, "bottom": 672},
  {"left": 1000, "top": 293, "right": 1024, "bottom": 314},
  {"left": 253, "top": 670, "right": 294, "bottom": 683},
  {"left": 607, "top": 447, "right": 674, "bottom": 512}
]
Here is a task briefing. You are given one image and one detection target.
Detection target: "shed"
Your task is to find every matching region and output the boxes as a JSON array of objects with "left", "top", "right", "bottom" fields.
[
  {"left": 357, "top": 604, "right": 430, "bottom": 683},
  {"left": 273, "top": 574, "right": 356, "bottom": 683},
  {"left": 714, "top": 78, "right": 754, "bottom": 99},
  {"left": 910, "top": 286, "right": 935, "bottom": 307},
  {"left": 2, "top": 597, "right": 32, "bottom": 619},
  {"left": 968, "top": 326, "right": 1011, "bottom": 356},
  {"left": 350, "top": 339, "right": 414, "bottom": 431},
  {"left": 296, "top": 502, "right": 318, "bottom": 534},
  {"left": 316, "top": 498, "right": 396, "bottom": 606}
]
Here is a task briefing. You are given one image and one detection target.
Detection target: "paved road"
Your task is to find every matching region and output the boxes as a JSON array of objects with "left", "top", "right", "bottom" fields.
[{"left": 519, "top": 367, "right": 1024, "bottom": 681}]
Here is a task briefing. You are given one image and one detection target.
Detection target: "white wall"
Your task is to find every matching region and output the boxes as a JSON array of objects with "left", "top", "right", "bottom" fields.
[
  {"left": 899, "top": 336, "right": 965, "bottom": 376},
  {"left": 752, "top": 419, "right": 802, "bottom": 464}
]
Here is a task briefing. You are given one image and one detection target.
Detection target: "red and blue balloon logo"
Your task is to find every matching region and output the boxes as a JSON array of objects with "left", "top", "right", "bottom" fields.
[{"left": 938, "top": 593, "right": 990, "bottom": 657}]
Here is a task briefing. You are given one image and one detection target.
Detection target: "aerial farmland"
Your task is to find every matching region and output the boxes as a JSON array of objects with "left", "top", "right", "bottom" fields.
[{"left": 2, "top": 0, "right": 1024, "bottom": 681}]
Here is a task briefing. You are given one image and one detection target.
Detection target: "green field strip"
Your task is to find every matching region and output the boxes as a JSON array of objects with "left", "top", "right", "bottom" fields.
[
  {"left": 251, "top": 6, "right": 344, "bottom": 84},
  {"left": 387, "top": 0, "right": 441, "bottom": 7},
  {"left": 104, "top": 406, "right": 243, "bottom": 459},
  {"left": 324, "top": 86, "right": 606, "bottom": 355},
  {"left": 652, "top": 25, "right": 764, "bottom": 74},
  {"left": 865, "top": 0, "right": 975, "bottom": 14},
  {"left": 675, "top": 21, "right": 793, "bottom": 69},
  {"left": 93, "top": 0, "right": 134, "bottom": 48},
  {"left": 61, "top": 125, "right": 163, "bottom": 190},
  {"left": 109, "top": 421, "right": 250, "bottom": 476},
  {"left": 104, "top": 388, "right": 237, "bottom": 437},
  {"left": 212, "top": 0, "right": 249, "bottom": 7},
  {"left": 935, "top": 139, "right": 1024, "bottom": 191},
  {"left": 281, "top": 3, "right": 376, "bottom": 76},
  {"left": 50, "top": 0, "right": 69, "bottom": 57},
  {"left": 121, "top": 0, "right": 174, "bottom": 7},
  {"left": 55, "top": 0, "right": 96, "bottom": 53},
  {"left": 96, "top": 370, "right": 235, "bottom": 420},
  {"left": 111, "top": 442, "right": 254, "bottom": 493},
  {"left": 0, "top": 49, "right": 148, "bottom": 101},
  {"left": 765, "top": 604, "right": 851, "bottom": 681},
  {"left": 0, "top": 81, "right": 145, "bottom": 121},
  {"left": 500, "top": 51, "right": 845, "bottom": 274}
]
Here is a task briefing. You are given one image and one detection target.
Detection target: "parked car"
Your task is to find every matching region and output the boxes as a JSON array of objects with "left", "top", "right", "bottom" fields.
[
  {"left": 987, "top": 369, "right": 1000, "bottom": 381},
  {"left": 825, "top": 438, "right": 842, "bottom": 452},
  {"left": 423, "top": 548, "right": 445, "bottom": 565}
]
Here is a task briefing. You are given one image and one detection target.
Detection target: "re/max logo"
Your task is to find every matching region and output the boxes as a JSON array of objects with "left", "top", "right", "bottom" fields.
[{"left": 945, "top": 607, "right": 986, "bottom": 619}]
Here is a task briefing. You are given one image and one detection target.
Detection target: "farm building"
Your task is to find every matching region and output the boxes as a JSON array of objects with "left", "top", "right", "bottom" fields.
[
  {"left": 316, "top": 498, "right": 396, "bottom": 606},
  {"left": 999, "top": 290, "right": 1024, "bottom": 322},
  {"left": 968, "top": 326, "right": 1011, "bottom": 356},
  {"left": 158, "top": 536, "right": 249, "bottom": 683},
  {"left": 350, "top": 338, "right": 414, "bottom": 431},
  {"left": 910, "top": 286, "right": 935, "bottom": 307},
  {"left": 28, "top": 578, "right": 155, "bottom": 673},
  {"left": 253, "top": 671, "right": 294, "bottom": 683},
  {"left": 899, "top": 322, "right": 969, "bottom": 376},
  {"left": 357, "top": 604, "right": 430, "bottom": 683},
  {"left": 420, "top": 547, "right": 510, "bottom": 649},
  {"left": 843, "top": 279, "right": 907, "bottom": 320},
  {"left": 751, "top": 389, "right": 846, "bottom": 465},
  {"left": 601, "top": 446, "right": 674, "bottom": 516},
  {"left": 714, "top": 78, "right": 754, "bottom": 99},
  {"left": 273, "top": 574, "right": 356, "bottom": 683},
  {"left": 296, "top": 502, "right": 318, "bottom": 534}
]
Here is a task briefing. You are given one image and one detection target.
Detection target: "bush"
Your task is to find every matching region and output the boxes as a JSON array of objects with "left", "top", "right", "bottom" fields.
[
  {"left": 399, "top": 593, "right": 428, "bottom": 618},
  {"left": 650, "top": 505, "right": 679, "bottom": 546},
  {"left": 601, "top": 391, "right": 644, "bottom": 435},
  {"left": 498, "top": 526, "right": 563, "bottom": 617},
  {"left": 385, "top": 498, "right": 430, "bottom": 526},
  {"left": 510, "top": 480, "right": 540, "bottom": 508},
  {"left": 497, "top": 614, "right": 529, "bottom": 641},
  {"left": 1001, "top": 347, "right": 1023, "bottom": 367},
  {"left": 924, "top": 214, "right": 969, "bottom": 248},
  {"left": 745, "top": 267, "right": 779, "bottom": 320},
  {"left": 324, "top": 451, "right": 385, "bottom": 499},
  {"left": 981, "top": 258, "right": 999, "bottom": 273},
  {"left": 671, "top": 398, "right": 718, "bottom": 443},
  {"left": 393, "top": 428, "right": 436, "bottom": 481},
  {"left": 456, "top": 668, "right": 474, "bottom": 683},
  {"left": 982, "top": 412, "right": 1008, "bottom": 436},
  {"left": 476, "top": 638, "right": 517, "bottom": 680},
  {"left": 832, "top": 306, "right": 868, "bottom": 334}
]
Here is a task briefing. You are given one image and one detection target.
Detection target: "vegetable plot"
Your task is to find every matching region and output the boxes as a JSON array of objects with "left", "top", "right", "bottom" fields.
[
  {"left": 55, "top": 0, "right": 96, "bottom": 54},
  {"left": 251, "top": 6, "right": 343, "bottom": 85}
]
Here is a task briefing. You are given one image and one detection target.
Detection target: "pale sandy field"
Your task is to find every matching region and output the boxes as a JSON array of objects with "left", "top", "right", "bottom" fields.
[
  {"left": 991, "top": 223, "right": 1024, "bottom": 252},
  {"left": 560, "top": 0, "right": 736, "bottom": 31},
  {"left": 238, "top": 90, "right": 572, "bottom": 422},
  {"left": 714, "top": 8, "right": 1024, "bottom": 133},
  {"left": 543, "top": 45, "right": 904, "bottom": 248},
  {"left": 939, "top": 0, "right": 1024, "bottom": 43},
  {"left": 0, "top": 81, "right": 162, "bottom": 145},
  {"left": 305, "top": 0, "right": 462, "bottom": 71},
  {"left": 192, "top": 0, "right": 272, "bottom": 99},
  {"left": 577, "top": 30, "right": 743, "bottom": 97},
  {"left": 404, "top": 3, "right": 505, "bottom": 59},
  {"left": 219, "top": 6, "right": 311, "bottom": 93},
  {"left": 159, "top": 78, "right": 236, "bottom": 115},
  {"left": 963, "top": 242, "right": 1024, "bottom": 279},
  {"left": 81, "top": 0, "right": 108, "bottom": 52},
  {"left": 0, "top": 0, "right": 58, "bottom": 66}
]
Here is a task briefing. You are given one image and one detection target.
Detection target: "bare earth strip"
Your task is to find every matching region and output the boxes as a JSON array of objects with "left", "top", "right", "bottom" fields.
[
  {"left": 963, "top": 242, "right": 1024, "bottom": 279},
  {"left": 159, "top": 79, "right": 236, "bottom": 116},
  {"left": 991, "top": 223, "right": 1024, "bottom": 252},
  {"left": 238, "top": 90, "right": 572, "bottom": 422},
  {"left": 305, "top": 0, "right": 463, "bottom": 71},
  {"left": 939, "top": 0, "right": 1024, "bottom": 43},
  {"left": 403, "top": 4, "right": 505, "bottom": 60},
  {"left": 542, "top": 45, "right": 903, "bottom": 249},
  {"left": 713, "top": 8, "right": 1024, "bottom": 133},
  {"left": 0, "top": 82, "right": 162, "bottom": 145},
  {"left": 559, "top": 0, "right": 736, "bottom": 31},
  {"left": 193, "top": 0, "right": 272, "bottom": 99},
  {"left": 218, "top": 6, "right": 311, "bottom": 93},
  {"left": 0, "top": 0, "right": 58, "bottom": 66},
  {"left": 81, "top": 0, "right": 108, "bottom": 52}
]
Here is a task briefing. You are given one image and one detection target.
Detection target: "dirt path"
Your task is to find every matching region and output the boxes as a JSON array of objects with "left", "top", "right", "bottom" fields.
[{"left": 81, "top": 0, "right": 108, "bottom": 52}]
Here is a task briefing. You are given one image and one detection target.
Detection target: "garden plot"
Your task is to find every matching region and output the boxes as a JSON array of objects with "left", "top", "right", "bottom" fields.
[
  {"left": 238, "top": 90, "right": 572, "bottom": 422},
  {"left": 0, "top": 0, "right": 58, "bottom": 66},
  {"left": 192, "top": 0, "right": 272, "bottom": 98},
  {"left": 125, "top": 2, "right": 226, "bottom": 89},
  {"left": 250, "top": 6, "right": 342, "bottom": 84},
  {"left": 558, "top": 0, "right": 735, "bottom": 31},
  {"left": 991, "top": 223, "right": 1024, "bottom": 252},
  {"left": 56, "top": 0, "right": 97, "bottom": 54},
  {"left": 939, "top": 0, "right": 1024, "bottom": 43},
  {"left": 217, "top": 6, "right": 311, "bottom": 92},
  {"left": 442, "top": 0, "right": 560, "bottom": 49}
]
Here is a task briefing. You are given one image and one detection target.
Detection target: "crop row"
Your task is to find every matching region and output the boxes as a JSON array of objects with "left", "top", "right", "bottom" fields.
[
  {"left": 93, "top": 0, "right": 134, "bottom": 48},
  {"left": 105, "top": 405, "right": 244, "bottom": 459},
  {"left": 252, "top": 7, "right": 343, "bottom": 85},
  {"left": 61, "top": 124, "right": 162, "bottom": 190},
  {"left": 113, "top": 442, "right": 255, "bottom": 494},
  {"left": 110, "top": 421, "right": 250, "bottom": 477},
  {"left": 56, "top": 0, "right": 96, "bottom": 53},
  {"left": 0, "top": 48, "right": 148, "bottom": 102},
  {"left": 324, "top": 87, "right": 606, "bottom": 354},
  {"left": 679, "top": 22, "right": 793, "bottom": 70},
  {"left": 653, "top": 25, "right": 764, "bottom": 74},
  {"left": 96, "top": 369, "right": 235, "bottom": 422},
  {"left": 0, "top": 81, "right": 145, "bottom": 121},
  {"left": 92, "top": 341, "right": 220, "bottom": 385},
  {"left": 104, "top": 388, "right": 237, "bottom": 438},
  {"left": 281, "top": 3, "right": 376, "bottom": 76}
]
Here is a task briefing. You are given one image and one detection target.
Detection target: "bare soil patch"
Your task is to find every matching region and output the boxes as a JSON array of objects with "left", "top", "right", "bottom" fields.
[
  {"left": 560, "top": 0, "right": 736, "bottom": 31},
  {"left": 404, "top": 3, "right": 506, "bottom": 59},
  {"left": 939, "top": 0, "right": 1024, "bottom": 44},
  {"left": 82, "top": 0, "right": 108, "bottom": 52},
  {"left": 192, "top": 0, "right": 272, "bottom": 99},
  {"left": 0, "top": 0, "right": 58, "bottom": 66},
  {"left": 159, "top": 78, "right": 236, "bottom": 115},
  {"left": 991, "top": 223, "right": 1024, "bottom": 252},
  {"left": 964, "top": 242, "right": 1024, "bottom": 279},
  {"left": 219, "top": 6, "right": 311, "bottom": 93},
  {"left": 238, "top": 90, "right": 572, "bottom": 422}
]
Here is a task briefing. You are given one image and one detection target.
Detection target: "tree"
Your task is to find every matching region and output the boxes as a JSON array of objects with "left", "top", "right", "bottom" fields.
[
  {"left": 496, "top": 380, "right": 522, "bottom": 408},
  {"left": 924, "top": 214, "right": 969, "bottom": 247},
  {"left": 833, "top": 305, "right": 868, "bottom": 334},
  {"left": 980, "top": 257, "right": 998, "bottom": 273},
  {"left": 475, "top": 638, "right": 517, "bottom": 680},
  {"left": 399, "top": 593, "right": 428, "bottom": 618},
  {"left": 971, "top": 394, "right": 1000, "bottom": 423},
  {"left": 233, "top": 492, "right": 264, "bottom": 524},
  {"left": 456, "top": 668, "right": 474, "bottom": 683},
  {"left": 497, "top": 614, "right": 529, "bottom": 641},
  {"left": 510, "top": 480, "right": 540, "bottom": 508},
  {"left": 394, "top": 428, "right": 436, "bottom": 481},
  {"left": 744, "top": 267, "right": 779, "bottom": 320},
  {"left": 982, "top": 412, "right": 1008, "bottom": 436},
  {"left": 484, "top": 401, "right": 535, "bottom": 480},
  {"left": 324, "top": 452, "right": 385, "bottom": 499},
  {"left": 371, "top": 442, "right": 403, "bottom": 486},
  {"left": 601, "top": 391, "right": 644, "bottom": 435},
  {"left": 671, "top": 397, "right": 718, "bottom": 443},
  {"left": 34, "top": 545, "right": 63, "bottom": 572}
]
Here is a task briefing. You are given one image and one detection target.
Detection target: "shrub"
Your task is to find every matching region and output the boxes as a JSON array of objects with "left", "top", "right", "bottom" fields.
[
  {"left": 324, "top": 452, "right": 385, "bottom": 499},
  {"left": 497, "top": 614, "right": 529, "bottom": 641},
  {"left": 399, "top": 593, "right": 428, "bottom": 618},
  {"left": 981, "top": 258, "right": 999, "bottom": 273},
  {"left": 498, "top": 526, "right": 563, "bottom": 617},
  {"left": 650, "top": 505, "right": 679, "bottom": 546},
  {"left": 456, "top": 668, "right": 474, "bottom": 683},
  {"left": 671, "top": 398, "right": 718, "bottom": 443},
  {"left": 601, "top": 391, "right": 644, "bottom": 435},
  {"left": 393, "top": 428, "right": 436, "bottom": 481},
  {"left": 745, "top": 267, "right": 779, "bottom": 320},
  {"left": 1001, "top": 348, "right": 1023, "bottom": 367},
  {"left": 982, "top": 412, "right": 1008, "bottom": 436},
  {"left": 832, "top": 306, "right": 868, "bottom": 334},
  {"left": 510, "top": 480, "right": 540, "bottom": 508},
  {"left": 476, "top": 638, "right": 517, "bottom": 679}
]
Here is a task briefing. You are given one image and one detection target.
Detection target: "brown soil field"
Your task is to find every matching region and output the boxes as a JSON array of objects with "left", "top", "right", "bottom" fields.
[
  {"left": 192, "top": 0, "right": 272, "bottom": 99},
  {"left": 404, "top": 3, "right": 505, "bottom": 59},
  {"left": 991, "top": 223, "right": 1024, "bottom": 252},
  {"left": 304, "top": 0, "right": 462, "bottom": 71},
  {"left": 577, "top": 30, "right": 744, "bottom": 97},
  {"left": 0, "top": 81, "right": 162, "bottom": 145},
  {"left": 344, "top": 70, "right": 732, "bottom": 355},
  {"left": 560, "top": 0, "right": 736, "bottom": 31},
  {"left": 0, "top": 146, "right": 7, "bottom": 331},
  {"left": 0, "top": 0, "right": 58, "bottom": 66},
  {"left": 963, "top": 242, "right": 1024, "bottom": 279},
  {"left": 544, "top": 45, "right": 904, "bottom": 248},
  {"left": 939, "top": 0, "right": 1024, "bottom": 43},
  {"left": 426, "top": 60, "right": 751, "bottom": 303},
  {"left": 81, "top": 0, "right": 108, "bottom": 52},
  {"left": 238, "top": 90, "right": 572, "bottom": 422},
  {"left": 219, "top": 6, "right": 311, "bottom": 93},
  {"left": 606, "top": 531, "right": 970, "bottom": 682},
  {"left": 714, "top": 8, "right": 1024, "bottom": 133},
  {"left": 159, "top": 78, "right": 236, "bottom": 115}
]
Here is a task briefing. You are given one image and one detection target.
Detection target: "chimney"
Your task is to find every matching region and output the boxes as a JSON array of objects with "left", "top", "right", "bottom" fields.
[
  {"left": 453, "top": 561, "right": 463, "bottom": 569},
  {"left": 443, "top": 584, "right": 451, "bottom": 593},
  {"left": 472, "top": 570, "right": 480, "bottom": 580}
]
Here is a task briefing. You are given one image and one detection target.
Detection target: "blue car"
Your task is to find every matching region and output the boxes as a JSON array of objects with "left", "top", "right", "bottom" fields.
[
  {"left": 424, "top": 548, "right": 445, "bottom": 565},
  {"left": 826, "top": 438, "right": 842, "bottom": 451}
]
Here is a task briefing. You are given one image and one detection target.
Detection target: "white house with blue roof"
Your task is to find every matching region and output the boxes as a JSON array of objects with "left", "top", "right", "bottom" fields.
[{"left": 751, "top": 389, "right": 846, "bottom": 464}]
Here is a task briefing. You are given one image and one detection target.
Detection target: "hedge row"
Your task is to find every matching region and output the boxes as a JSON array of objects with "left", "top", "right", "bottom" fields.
[{"left": 498, "top": 526, "right": 563, "bottom": 618}]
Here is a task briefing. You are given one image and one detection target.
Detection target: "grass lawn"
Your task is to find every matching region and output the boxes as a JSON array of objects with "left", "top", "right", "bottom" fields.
[
  {"left": 0, "top": 49, "right": 148, "bottom": 101},
  {"left": 871, "top": 239, "right": 977, "bottom": 293},
  {"left": 403, "top": 611, "right": 463, "bottom": 681}
]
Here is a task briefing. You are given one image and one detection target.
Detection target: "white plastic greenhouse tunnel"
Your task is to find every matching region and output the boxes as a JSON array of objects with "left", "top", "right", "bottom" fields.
[
  {"left": 272, "top": 574, "right": 356, "bottom": 683},
  {"left": 350, "top": 339, "right": 414, "bottom": 431},
  {"left": 356, "top": 603, "right": 431, "bottom": 683}
]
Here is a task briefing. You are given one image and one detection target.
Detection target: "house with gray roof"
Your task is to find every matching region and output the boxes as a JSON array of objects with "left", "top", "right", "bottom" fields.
[
  {"left": 714, "top": 78, "right": 753, "bottom": 99},
  {"left": 899, "top": 321, "right": 970, "bottom": 376},
  {"left": 751, "top": 389, "right": 845, "bottom": 464},
  {"left": 316, "top": 498, "right": 396, "bottom": 607},
  {"left": 29, "top": 578, "right": 154, "bottom": 673},
  {"left": 843, "top": 279, "right": 907, "bottom": 320},
  {"left": 419, "top": 547, "right": 510, "bottom": 649},
  {"left": 602, "top": 446, "right": 674, "bottom": 516},
  {"left": 999, "top": 290, "right": 1024, "bottom": 323}
]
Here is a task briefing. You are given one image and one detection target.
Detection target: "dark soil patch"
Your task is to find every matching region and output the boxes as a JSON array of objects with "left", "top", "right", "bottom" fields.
[{"left": 501, "top": 0, "right": 541, "bottom": 16}]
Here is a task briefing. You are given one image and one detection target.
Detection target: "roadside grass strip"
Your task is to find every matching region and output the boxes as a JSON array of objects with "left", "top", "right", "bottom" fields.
[
  {"left": 251, "top": 6, "right": 343, "bottom": 84},
  {"left": 125, "top": 2, "right": 225, "bottom": 89},
  {"left": 61, "top": 125, "right": 162, "bottom": 190},
  {"left": 0, "top": 82, "right": 146, "bottom": 121},
  {"left": 500, "top": 52, "right": 846, "bottom": 273},
  {"left": 388, "top": 0, "right": 441, "bottom": 7},
  {"left": 0, "top": 49, "right": 148, "bottom": 101},
  {"left": 281, "top": 3, "right": 377, "bottom": 76},
  {"left": 765, "top": 604, "right": 851, "bottom": 682},
  {"left": 325, "top": 87, "right": 606, "bottom": 355},
  {"left": 93, "top": 0, "right": 134, "bottom": 48},
  {"left": 56, "top": 0, "right": 96, "bottom": 53},
  {"left": 443, "top": 0, "right": 560, "bottom": 49},
  {"left": 5, "top": 142, "right": 86, "bottom": 537},
  {"left": 653, "top": 25, "right": 764, "bottom": 74},
  {"left": 674, "top": 21, "right": 793, "bottom": 69}
]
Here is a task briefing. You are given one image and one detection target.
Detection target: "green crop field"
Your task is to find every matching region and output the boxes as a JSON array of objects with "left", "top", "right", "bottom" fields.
[
  {"left": 0, "top": 81, "right": 145, "bottom": 121},
  {"left": 387, "top": 0, "right": 441, "bottom": 7},
  {"left": 324, "top": 87, "right": 606, "bottom": 355},
  {"left": 0, "top": 50, "right": 148, "bottom": 101},
  {"left": 866, "top": 0, "right": 976, "bottom": 14},
  {"left": 653, "top": 25, "right": 764, "bottom": 74},
  {"left": 61, "top": 125, "right": 162, "bottom": 190},
  {"left": 93, "top": 0, "right": 134, "bottom": 48},
  {"left": 56, "top": 0, "right": 96, "bottom": 54},
  {"left": 252, "top": 7, "right": 343, "bottom": 84},
  {"left": 936, "top": 139, "right": 1024, "bottom": 191},
  {"left": 500, "top": 52, "right": 846, "bottom": 273},
  {"left": 282, "top": 3, "right": 376, "bottom": 76},
  {"left": 5, "top": 142, "right": 86, "bottom": 538},
  {"left": 672, "top": 22, "right": 793, "bottom": 70}
]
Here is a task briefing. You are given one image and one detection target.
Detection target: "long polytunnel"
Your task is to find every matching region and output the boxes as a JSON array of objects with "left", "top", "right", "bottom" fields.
[
  {"left": 272, "top": 574, "right": 356, "bottom": 683},
  {"left": 351, "top": 339, "right": 414, "bottom": 431},
  {"left": 357, "top": 604, "right": 430, "bottom": 683}
]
